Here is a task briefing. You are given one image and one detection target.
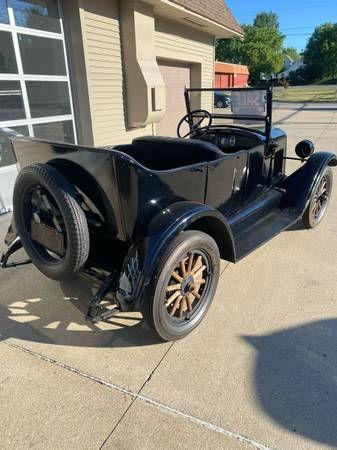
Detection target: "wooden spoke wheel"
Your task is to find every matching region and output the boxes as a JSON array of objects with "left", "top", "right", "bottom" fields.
[
  {"left": 165, "top": 252, "right": 209, "bottom": 320},
  {"left": 303, "top": 167, "right": 333, "bottom": 229},
  {"left": 142, "top": 230, "right": 220, "bottom": 342},
  {"left": 312, "top": 176, "right": 329, "bottom": 221}
]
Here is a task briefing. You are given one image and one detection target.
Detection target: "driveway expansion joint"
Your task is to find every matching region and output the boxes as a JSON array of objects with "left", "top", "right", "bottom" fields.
[
  {"left": 314, "top": 111, "right": 336, "bottom": 145},
  {"left": 220, "top": 261, "right": 231, "bottom": 278},
  {"left": 99, "top": 341, "right": 175, "bottom": 449},
  {"left": 1, "top": 340, "right": 273, "bottom": 450}
]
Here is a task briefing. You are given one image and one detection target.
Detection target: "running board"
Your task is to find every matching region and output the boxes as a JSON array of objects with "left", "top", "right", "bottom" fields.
[
  {"left": 229, "top": 187, "right": 284, "bottom": 234},
  {"left": 234, "top": 209, "right": 296, "bottom": 261}
]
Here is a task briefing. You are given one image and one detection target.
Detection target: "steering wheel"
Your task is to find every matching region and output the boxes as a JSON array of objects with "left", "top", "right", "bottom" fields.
[{"left": 177, "top": 109, "right": 212, "bottom": 139}]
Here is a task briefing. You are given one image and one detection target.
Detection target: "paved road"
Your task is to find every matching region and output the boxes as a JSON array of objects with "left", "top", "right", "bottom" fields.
[{"left": 1, "top": 104, "right": 337, "bottom": 449}]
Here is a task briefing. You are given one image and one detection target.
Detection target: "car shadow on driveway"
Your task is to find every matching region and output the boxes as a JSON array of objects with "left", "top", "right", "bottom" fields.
[
  {"left": 0, "top": 272, "right": 159, "bottom": 348},
  {"left": 285, "top": 220, "right": 306, "bottom": 232},
  {"left": 243, "top": 319, "right": 337, "bottom": 447}
]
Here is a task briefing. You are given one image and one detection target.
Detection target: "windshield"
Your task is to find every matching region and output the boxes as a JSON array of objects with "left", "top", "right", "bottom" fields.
[{"left": 185, "top": 87, "right": 272, "bottom": 135}]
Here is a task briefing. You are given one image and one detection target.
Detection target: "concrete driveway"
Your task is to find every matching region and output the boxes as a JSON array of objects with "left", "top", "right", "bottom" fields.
[{"left": 1, "top": 103, "right": 337, "bottom": 450}]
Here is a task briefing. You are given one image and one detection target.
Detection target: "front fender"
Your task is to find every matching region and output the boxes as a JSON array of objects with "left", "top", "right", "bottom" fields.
[
  {"left": 281, "top": 151, "right": 337, "bottom": 215},
  {"left": 116, "top": 201, "right": 234, "bottom": 310}
]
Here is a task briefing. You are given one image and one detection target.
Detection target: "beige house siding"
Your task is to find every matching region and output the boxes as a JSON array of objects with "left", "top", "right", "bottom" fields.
[
  {"left": 155, "top": 16, "right": 215, "bottom": 112},
  {"left": 77, "top": 1, "right": 215, "bottom": 146},
  {"left": 62, "top": 0, "right": 94, "bottom": 146},
  {"left": 80, "top": 0, "right": 152, "bottom": 146}
]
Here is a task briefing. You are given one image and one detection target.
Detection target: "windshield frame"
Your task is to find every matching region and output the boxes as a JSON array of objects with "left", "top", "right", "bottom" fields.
[{"left": 184, "top": 86, "right": 273, "bottom": 139}]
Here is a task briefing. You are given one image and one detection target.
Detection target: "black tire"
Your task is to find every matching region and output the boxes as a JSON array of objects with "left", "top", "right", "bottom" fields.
[
  {"left": 302, "top": 167, "right": 333, "bottom": 229},
  {"left": 13, "top": 163, "right": 90, "bottom": 281},
  {"left": 216, "top": 100, "right": 224, "bottom": 109},
  {"left": 142, "top": 230, "right": 220, "bottom": 342}
]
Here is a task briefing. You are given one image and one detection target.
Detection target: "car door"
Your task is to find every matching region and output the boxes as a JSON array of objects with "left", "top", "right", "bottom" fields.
[
  {"left": 205, "top": 151, "right": 248, "bottom": 216},
  {"left": 243, "top": 143, "right": 271, "bottom": 201}
]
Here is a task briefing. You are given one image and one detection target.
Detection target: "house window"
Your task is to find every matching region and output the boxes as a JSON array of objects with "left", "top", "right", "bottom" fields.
[{"left": 0, "top": 0, "right": 76, "bottom": 146}]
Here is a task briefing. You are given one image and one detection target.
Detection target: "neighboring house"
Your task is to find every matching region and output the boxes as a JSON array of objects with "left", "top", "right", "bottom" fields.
[
  {"left": 215, "top": 61, "right": 249, "bottom": 88},
  {"left": 284, "top": 55, "right": 294, "bottom": 71},
  {"left": 278, "top": 55, "right": 304, "bottom": 80},
  {"left": 0, "top": 0, "right": 242, "bottom": 211}
]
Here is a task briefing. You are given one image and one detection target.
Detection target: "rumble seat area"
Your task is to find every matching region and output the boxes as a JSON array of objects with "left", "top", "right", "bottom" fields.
[{"left": 115, "top": 136, "right": 224, "bottom": 170}]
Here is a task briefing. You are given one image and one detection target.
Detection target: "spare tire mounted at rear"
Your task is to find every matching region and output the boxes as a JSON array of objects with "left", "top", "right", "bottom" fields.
[{"left": 13, "top": 163, "right": 89, "bottom": 281}]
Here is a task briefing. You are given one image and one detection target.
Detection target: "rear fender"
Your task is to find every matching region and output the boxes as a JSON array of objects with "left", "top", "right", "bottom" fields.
[
  {"left": 116, "top": 201, "right": 235, "bottom": 310},
  {"left": 281, "top": 151, "right": 337, "bottom": 215},
  {"left": 47, "top": 159, "right": 116, "bottom": 231}
]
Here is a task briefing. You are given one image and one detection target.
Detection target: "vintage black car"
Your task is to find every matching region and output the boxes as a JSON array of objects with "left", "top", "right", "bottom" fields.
[
  {"left": 1, "top": 87, "right": 336, "bottom": 342},
  {"left": 214, "top": 91, "right": 231, "bottom": 109}
]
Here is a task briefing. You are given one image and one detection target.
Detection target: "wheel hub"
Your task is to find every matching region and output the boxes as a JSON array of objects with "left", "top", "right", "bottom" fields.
[{"left": 180, "top": 275, "right": 194, "bottom": 295}]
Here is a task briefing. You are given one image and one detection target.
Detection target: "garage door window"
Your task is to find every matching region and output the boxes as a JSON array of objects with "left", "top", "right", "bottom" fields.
[
  {"left": 0, "top": 0, "right": 8, "bottom": 23},
  {"left": 26, "top": 81, "right": 71, "bottom": 118},
  {"left": 0, "top": 31, "right": 17, "bottom": 73},
  {"left": 0, "top": 80, "right": 25, "bottom": 120},
  {"left": 0, "top": 0, "right": 76, "bottom": 151},
  {"left": 13, "top": 0, "right": 60, "bottom": 32},
  {"left": 33, "top": 120, "right": 74, "bottom": 143},
  {"left": 0, "top": 124, "right": 27, "bottom": 167},
  {"left": 18, "top": 34, "right": 67, "bottom": 75}
]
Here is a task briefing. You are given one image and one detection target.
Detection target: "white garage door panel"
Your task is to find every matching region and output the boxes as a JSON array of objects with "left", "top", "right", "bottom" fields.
[{"left": 157, "top": 61, "right": 190, "bottom": 137}]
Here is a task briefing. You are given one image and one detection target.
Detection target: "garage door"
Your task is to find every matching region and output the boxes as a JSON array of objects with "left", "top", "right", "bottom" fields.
[{"left": 157, "top": 61, "right": 190, "bottom": 137}]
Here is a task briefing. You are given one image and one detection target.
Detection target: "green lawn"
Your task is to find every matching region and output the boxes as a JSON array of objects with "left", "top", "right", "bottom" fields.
[{"left": 273, "top": 85, "right": 337, "bottom": 103}]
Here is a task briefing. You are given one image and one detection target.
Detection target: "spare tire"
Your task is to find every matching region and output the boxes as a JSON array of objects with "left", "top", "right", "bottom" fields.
[{"left": 13, "top": 163, "right": 90, "bottom": 281}]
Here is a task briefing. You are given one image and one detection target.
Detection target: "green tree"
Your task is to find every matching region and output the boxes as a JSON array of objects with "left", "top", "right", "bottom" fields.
[
  {"left": 215, "top": 38, "right": 243, "bottom": 65},
  {"left": 283, "top": 47, "right": 300, "bottom": 62},
  {"left": 304, "top": 23, "right": 337, "bottom": 81},
  {"left": 254, "top": 12, "right": 279, "bottom": 29},
  {"left": 216, "top": 12, "right": 284, "bottom": 84}
]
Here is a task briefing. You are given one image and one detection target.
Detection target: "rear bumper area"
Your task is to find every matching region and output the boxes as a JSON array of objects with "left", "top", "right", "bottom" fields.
[
  {"left": 1, "top": 236, "right": 31, "bottom": 268},
  {"left": 4, "top": 216, "right": 17, "bottom": 247}
]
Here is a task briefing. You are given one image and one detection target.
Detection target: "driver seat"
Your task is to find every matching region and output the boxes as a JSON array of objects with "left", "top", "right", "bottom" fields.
[{"left": 131, "top": 136, "right": 224, "bottom": 170}]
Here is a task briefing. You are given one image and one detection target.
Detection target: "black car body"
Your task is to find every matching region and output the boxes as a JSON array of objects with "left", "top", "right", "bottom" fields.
[
  {"left": 214, "top": 91, "right": 231, "bottom": 108},
  {"left": 2, "top": 87, "right": 336, "bottom": 341}
]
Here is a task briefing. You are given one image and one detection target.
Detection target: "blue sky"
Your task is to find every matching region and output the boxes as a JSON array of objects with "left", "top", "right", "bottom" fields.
[{"left": 226, "top": 0, "right": 337, "bottom": 52}]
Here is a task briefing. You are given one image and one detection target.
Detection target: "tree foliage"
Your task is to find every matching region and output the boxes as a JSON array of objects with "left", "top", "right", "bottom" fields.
[
  {"left": 254, "top": 12, "right": 279, "bottom": 29},
  {"left": 215, "top": 38, "right": 243, "bottom": 65},
  {"left": 287, "top": 66, "right": 310, "bottom": 85},
  {"left": 304, "top": 23, "right": 337, "bottom": 81},
  {"left": 283, "top": 47, "right": 300, "bottom": 62},
  {"left": 216, "top": 12, "right": 284, "bottom": 84}
]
